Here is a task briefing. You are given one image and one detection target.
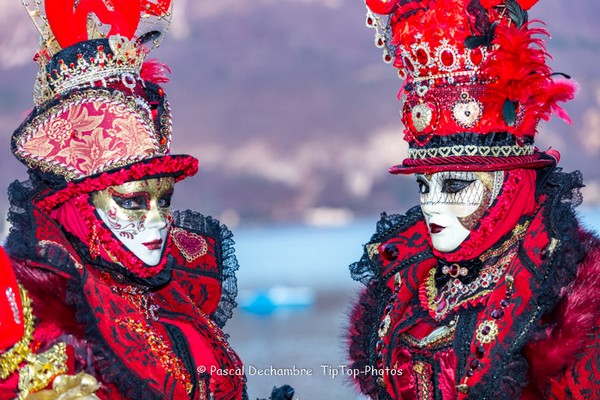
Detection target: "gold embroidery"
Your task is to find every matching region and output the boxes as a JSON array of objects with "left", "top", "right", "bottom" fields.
[
  {"left": 15, "top": 91, "right": 162, "bottom": 182},
  {"left": 116, "top": 317, "right": 193, "bottom": 394},
  {"left": 366, "top": 243, "right": 380, "bottom": 260},
  {"left": 413, "top": 362, "right": 434, "bottom": 400},
  {"left": 0, "top": 285, "right": 34, "bottom": 380},
  {"left": 0, "top": 286, "right": 70, "bottom": 399}
]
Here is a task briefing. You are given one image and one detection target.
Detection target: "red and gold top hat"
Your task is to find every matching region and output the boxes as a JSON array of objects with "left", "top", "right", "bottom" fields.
[
  {"left": 12, "top": 0, "right": 197, "bottom": 211},
  {"left": 365, "top": 0, "right": 576, "bottom": 174}
]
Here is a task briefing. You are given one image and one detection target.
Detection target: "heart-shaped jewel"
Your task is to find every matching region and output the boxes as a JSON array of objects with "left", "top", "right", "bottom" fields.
[
  {"left": 411, "top": 103, "right": 434, "bottom": 133},
  {"left": 452, "top": 100, "right": 483, "bottom": 129},
  {"left": 171, "top": 227, "right": 208, "bottom": 263}
]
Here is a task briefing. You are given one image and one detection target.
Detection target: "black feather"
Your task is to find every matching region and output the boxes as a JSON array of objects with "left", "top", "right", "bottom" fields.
[
  {"left": 502, "top": 99, "right": 518, "bottom": 127},
  {"left": 551, "top": 72, "right": 572, "bottom": 79},
  {"left": 464, "top": 22, "right": 497, "bottom": 49},
  {"left": 506, "top": 0, "right": 528, "bottom": 28},
  {"left": 138, "top": 30, "right": 162, "bottom": 45}
]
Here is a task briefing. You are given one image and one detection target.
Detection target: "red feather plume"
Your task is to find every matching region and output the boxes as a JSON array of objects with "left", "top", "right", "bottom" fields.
[
  {"left": 482, "top": 21, "right": 575, "bottom": 136},
  {"left": 141, "top": 59, "right": 172, "bottom": 84}
]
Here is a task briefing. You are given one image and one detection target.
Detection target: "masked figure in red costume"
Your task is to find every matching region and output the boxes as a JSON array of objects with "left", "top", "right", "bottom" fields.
[
  {"left": 348, "top": 0, "right": 600, "bottom": 398},
  {"left": 0, "top": 1, "right": 247, "bottom": 399}
]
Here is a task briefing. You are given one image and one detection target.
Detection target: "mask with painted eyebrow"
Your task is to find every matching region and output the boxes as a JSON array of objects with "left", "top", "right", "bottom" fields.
[{"left": 91, "top": 177, "right": 175, "bottom": 266}]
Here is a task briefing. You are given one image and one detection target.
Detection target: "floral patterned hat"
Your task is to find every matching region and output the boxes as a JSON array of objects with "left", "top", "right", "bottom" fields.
[
  {"left": 12, "top": 0, "right": 197, "bottom": 211},
  {"left": 364, "top": 0, "right": 576, "bottom": 174}
]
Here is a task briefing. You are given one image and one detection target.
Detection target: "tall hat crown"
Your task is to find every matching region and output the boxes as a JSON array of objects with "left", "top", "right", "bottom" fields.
[
  {"left": 13, "top": 0, "right": 197, "bottom": 210},
  {"left": 365, "top": 0, "right": 576, "bottom": 174}
]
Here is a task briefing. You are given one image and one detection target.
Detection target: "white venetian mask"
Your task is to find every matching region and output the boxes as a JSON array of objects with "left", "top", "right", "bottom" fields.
[
  {"left": 416, "top": 171, "right": 503, "bottom": 252},
  {"left": 91, "top": 177, "right": 174, "bottom": 266}
]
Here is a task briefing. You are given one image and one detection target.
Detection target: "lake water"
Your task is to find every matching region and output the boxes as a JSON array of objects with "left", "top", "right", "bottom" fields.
[{"left": 227, "top": 208, "right": 600, "bottom": 399}]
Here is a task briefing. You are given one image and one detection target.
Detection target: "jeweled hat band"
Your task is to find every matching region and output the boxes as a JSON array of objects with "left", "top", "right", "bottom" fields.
[{"left": 34, "top": 37, "right": 146, "bottom": 106}]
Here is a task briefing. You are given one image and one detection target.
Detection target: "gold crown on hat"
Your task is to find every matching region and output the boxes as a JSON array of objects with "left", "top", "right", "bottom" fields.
[{"left": 22, "top": 0, "right": 172, "bottom": 105}]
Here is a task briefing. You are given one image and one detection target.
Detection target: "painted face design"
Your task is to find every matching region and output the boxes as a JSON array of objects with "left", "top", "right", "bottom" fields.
[
  {"left": 416, "top": 171, "right": 502, "bottom": 253},
  {"left": 91, "top": 177, "right": 175, "bottom": 266}
]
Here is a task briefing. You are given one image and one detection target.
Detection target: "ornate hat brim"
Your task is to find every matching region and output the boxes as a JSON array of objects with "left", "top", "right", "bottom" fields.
[
  {"left": 35, "top": 154, "right": 198, "bottom": 212},
  {"left": 389, "top": 153, "right": 556, "bottom": 175}
]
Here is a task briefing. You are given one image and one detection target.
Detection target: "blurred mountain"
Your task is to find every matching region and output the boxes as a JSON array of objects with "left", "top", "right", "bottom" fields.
[{"left": 0, "top": 0, "right": 599, "bottom": 226}]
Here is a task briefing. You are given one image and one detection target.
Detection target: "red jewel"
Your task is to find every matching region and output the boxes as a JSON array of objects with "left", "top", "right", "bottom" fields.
[
  {"left": 441, "top": 50, "right": 454, "bottom": 67},
  {"left": 366, "top": 0, "right": 396, "bottom": 15},
  {"left": 470, "top": 48, "right": 483, "bottom": 66},
  {"left": 449, "top": 264, "right": 460, "bottom": 276},
  {"left": 98, "top": 45, "right": 104, "bottom": 52},
  {"left": 470, "top": 359, "right": 480, "bottom": 369},
  {"left": 384, "top": 54, "right": 393, "bottom": 63},
  {"left": 416, "top": 48, "right": 428, "bottom": 66},
  {"left": 158, "top": 88, "right": 164, "bottom": 96},
  {"left": 491, "top": 309, "right": 504, "bottom": 319},
  {"left": 476, "top": 346, "right": 485, "bottom": 358},
  {"left": 377, "top": 38, "right": 384, "bottom": 47},
  {"left": 481, "top": 326, "right": 491, "bottom": 335},
  {"left": 380, "top": 243, "right": 399, "bottom": 261},
  {"left": 403, "top": 56, "right": 414, "bottom": 72}
]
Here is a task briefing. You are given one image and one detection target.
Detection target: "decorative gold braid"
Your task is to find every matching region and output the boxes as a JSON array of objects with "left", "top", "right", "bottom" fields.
[
  {"left": 116, "top": 317, "right": 193, "bottom": 395},
  {"left": 0, "top": 285, "right": 34, "bottom": 380}
]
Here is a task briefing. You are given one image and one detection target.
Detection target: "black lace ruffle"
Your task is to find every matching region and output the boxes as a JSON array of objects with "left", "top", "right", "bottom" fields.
[
  {"left": 172, "top": 210, "right": 240, "bottom": 328},
  {"left": 349, "top": 206, "right": 424, "bottom": 286}
]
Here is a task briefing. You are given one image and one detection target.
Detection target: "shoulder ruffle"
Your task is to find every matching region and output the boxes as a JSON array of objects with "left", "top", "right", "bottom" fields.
[
  {"left": 171, "top": 210, "right": 240, "bottom": 328},
  {"left": 349, "top": 206, "right": 424, "bottom": 285}
]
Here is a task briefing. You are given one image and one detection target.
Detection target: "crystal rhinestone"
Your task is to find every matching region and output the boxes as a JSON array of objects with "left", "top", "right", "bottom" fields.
[
  {"left": 491, "top": 309, "right": 504, "bottom": 319},
  {"left": 381, "top": 244, "right": 399, "bottom": 261},
  {"left": 500, "top": 299, "right": 509, "bottom": 308}
]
